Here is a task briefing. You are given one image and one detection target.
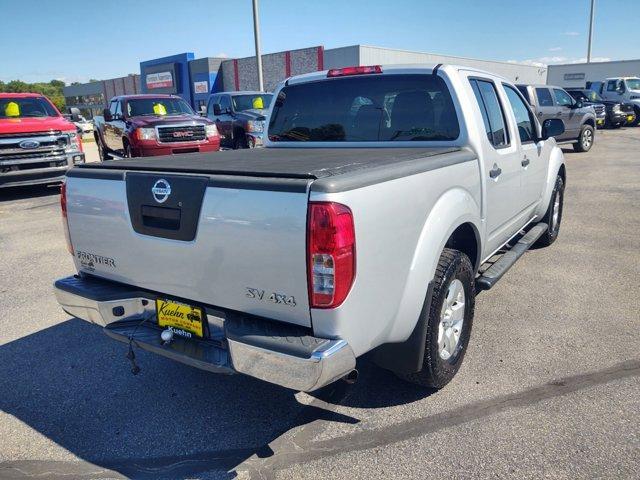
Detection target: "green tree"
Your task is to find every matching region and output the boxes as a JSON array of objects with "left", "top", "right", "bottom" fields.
[{"left": 0, "top": 79, "right": 67, "bottom": 111}]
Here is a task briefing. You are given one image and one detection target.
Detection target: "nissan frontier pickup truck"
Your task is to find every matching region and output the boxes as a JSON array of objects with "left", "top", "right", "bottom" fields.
[{"left": 54, "top": 64, "right": 566, "bottom": 391}]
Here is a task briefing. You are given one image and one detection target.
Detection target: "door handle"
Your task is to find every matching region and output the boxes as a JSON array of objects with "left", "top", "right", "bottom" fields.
[
  {"left": 556, "top": 112, "right": 563, "bottom": 116},
  {"left": 521, "top": 157, "right": 530, "bottom": 167},
  {"left": 537, "top": 112, "right": 543, "bottom": 116},
  {"left": 489, "top": 164, "right": 502, "bottom": 179}
]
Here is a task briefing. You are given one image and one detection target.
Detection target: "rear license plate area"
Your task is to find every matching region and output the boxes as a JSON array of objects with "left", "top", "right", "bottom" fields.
[{"left": 156, "top": 298, "right": 205, "bottom": 339}]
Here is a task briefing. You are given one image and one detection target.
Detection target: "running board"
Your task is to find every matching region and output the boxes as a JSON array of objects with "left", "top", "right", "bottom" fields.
[{"left": 476, "top": 223, "right": 547, "bottom": 291}]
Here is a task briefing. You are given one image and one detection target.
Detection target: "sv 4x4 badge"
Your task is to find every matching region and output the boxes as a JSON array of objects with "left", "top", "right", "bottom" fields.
[{"left": 246, "top": 287, "right": 296, "bottom": 307}]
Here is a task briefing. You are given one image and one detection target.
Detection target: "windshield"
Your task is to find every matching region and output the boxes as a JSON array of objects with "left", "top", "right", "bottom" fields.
[
  {"left": 126, "top": 98, "right": 194, "bottom": 117},
  {"left": 0, "top": 97, "right": 59, "bottom": 119},
  {"left": 625, "top": 79, "right": 640, "bottom": 91},
  {"left": 268, "top": 74, "right": 459, "bottom": 142},
  {"left": 232, "top": 94, "right": 273, "bottom": 112},
  {"left": 584, "top": 90, "right": 603, "bottom": 102}
]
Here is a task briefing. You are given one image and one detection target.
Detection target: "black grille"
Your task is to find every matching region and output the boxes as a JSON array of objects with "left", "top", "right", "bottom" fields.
[
  {"left": 0, "top": 151, "right": 66, "bottom": 162},
  {"left": 157, "top": 125, "right": 206, "bottom": 143},
  {"left": 1, "top": 158, "right": 67, "bottom": 173}
]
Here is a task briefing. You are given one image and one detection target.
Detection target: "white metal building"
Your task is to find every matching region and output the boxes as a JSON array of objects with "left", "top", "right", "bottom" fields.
[
  {"left": 547, "top": 59, "right": 640, "bottom": 88},
  {"left": 324, "top": 45, "right": 548, "bottom": 84}
]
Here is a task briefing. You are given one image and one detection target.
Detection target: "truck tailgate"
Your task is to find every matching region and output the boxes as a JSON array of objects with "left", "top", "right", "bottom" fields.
[{"left": 65, "top": 169, "right": 312, "bottom": 327}]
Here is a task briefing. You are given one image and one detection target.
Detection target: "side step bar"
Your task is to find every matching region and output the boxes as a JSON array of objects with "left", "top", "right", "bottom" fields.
[{"left": 476, "top": 223, "right": 547, "bottom": 291}]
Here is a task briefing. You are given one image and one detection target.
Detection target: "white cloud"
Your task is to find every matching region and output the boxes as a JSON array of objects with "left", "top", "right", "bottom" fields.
[
  {"left": 548, "top": 47, "right": 563, "bottom": 52},
  {"left": 564, "top": 31, "right": 580, "bottom": 36},
  {"left": 214, "top": 52, "right": 229, "bottom": 58}
]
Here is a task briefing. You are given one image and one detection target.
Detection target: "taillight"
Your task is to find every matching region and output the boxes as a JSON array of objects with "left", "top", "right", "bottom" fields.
[
  {"left": 307, "top": 202, "right": 356, "bottom": 308},
  {"left": 61, "top": 182, "right": 73, "bottom": 255},
  {"left": 327, "top": 65, "right": 382, "bottom": 77}
]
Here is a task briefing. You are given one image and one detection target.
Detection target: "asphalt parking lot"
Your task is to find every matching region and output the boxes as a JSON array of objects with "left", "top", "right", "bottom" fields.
[{"left": 0, "top": 129, "right": 638, "bottom": 480}]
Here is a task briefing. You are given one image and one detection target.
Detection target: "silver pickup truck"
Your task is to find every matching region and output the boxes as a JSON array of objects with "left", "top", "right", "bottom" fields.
[{"left": 54, "top": 64, "right": 566, "bottom": 391}]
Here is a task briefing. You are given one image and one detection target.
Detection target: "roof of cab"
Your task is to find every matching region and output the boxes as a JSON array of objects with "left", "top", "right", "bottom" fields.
[{"left": 283, "top": 63, "right": 510, "bottom": 87}]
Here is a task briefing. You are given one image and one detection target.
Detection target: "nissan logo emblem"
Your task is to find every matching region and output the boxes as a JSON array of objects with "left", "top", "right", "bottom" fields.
[
  {"left": 19, "top": 140, "right": 40, "bottom": 149},
  {"left": 151, "top": 179, "right": 171, "bottom": 204}
]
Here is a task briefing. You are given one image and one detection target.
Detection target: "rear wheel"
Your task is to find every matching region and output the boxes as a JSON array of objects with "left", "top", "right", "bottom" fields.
[
  {"left": 574, "top": 125, "right": 594, "bottom": 152},
  {"left": 536, "top": 174, "right": 564, "bottom": 247},
  {"left": 95, "top": 134, "right": 109, "bottom": 161},
  {"left": 397, "top": 248, "right": 475, "bottom": 389}
]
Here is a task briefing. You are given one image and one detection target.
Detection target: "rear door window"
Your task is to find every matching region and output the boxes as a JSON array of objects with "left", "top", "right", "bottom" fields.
[
  {"left": 469, "top": 79, "right": 509, "bottom": 148},
  {"left": 268, "top": 74, "right": 459, "bottom": 142},
  {"left": 535, "top": 88, "right": 554, "bottom": 107}
]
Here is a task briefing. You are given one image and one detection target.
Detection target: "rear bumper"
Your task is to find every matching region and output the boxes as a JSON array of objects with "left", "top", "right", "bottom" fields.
[{"left": 53, "top": 275, "right": 355, "bottom": 392}]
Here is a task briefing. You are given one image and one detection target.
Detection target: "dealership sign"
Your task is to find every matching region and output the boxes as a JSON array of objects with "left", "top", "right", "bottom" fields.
[
  {"left": 194, "top": 81, "right": 209, "bottom": 94},
  {"left": 146, "top": 71, "right": 174, "bottom": 89}
]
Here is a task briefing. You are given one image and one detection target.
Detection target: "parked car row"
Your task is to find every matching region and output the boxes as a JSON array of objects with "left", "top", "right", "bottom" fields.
[{"left": 2, "top": 72, "right": 639, "bottom": 188}]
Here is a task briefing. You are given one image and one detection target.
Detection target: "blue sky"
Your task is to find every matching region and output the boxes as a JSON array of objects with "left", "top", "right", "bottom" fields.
[{"left": 1, "top": 0, "right": 638, "bottom": 84}]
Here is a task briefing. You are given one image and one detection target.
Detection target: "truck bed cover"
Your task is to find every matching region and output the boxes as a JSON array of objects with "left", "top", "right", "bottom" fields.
[
  {"left": 78, "top": 147, "right": 464, "bottom": 178},
  {"left": 72, "top": 147, "right": 476, "bottom": 193}
]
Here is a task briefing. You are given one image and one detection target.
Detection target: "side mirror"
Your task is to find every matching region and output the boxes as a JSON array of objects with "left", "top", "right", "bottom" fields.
[
  {"left": 542, "top": 118, "right": 565, "bottom": 140},
  {"left": 70, "top": 107, "right": 82, "bottom": 122},
  {"left": 103, "top": 108, "right": 113, "bottom": 122},
  {"left": 573, "top": 100, "right": 583, "bottom": 109},
  {"left": 213, "top": 104, "right": 222, "bottom": 116},
  {"left": 199, "top": 106, "right": 206, "bottom": 116}
]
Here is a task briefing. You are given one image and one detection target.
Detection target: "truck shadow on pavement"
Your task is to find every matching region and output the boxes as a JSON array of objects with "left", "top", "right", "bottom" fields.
[
  {"left": 0, "top": 184, "right": 61, "bottom": 203},
  {"left": 0, "top": 318, "right": 432, "bottom": 479}
]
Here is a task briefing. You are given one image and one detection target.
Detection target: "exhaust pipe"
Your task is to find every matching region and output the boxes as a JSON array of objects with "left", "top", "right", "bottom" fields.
[{"left": 342, "top": 369, "right": 359, "bottom": 385}]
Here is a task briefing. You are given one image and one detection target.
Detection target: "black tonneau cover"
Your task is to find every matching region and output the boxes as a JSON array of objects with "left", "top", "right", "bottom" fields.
[{"left": 78, "top": 147, "right": 462, "bottom": 179}]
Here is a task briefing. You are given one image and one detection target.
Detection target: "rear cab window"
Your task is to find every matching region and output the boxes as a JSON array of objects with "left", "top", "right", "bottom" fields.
[{"left": 268, "top": 74, "right": 460, "bottom": 142}]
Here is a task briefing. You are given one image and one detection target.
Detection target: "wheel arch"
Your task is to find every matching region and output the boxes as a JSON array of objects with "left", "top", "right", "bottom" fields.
[
  {"left": 372, "top": 188, "right": 481, "bottom": 374},
  {"left": 535, "top": 145, "right": 566, "bottom": 218}
]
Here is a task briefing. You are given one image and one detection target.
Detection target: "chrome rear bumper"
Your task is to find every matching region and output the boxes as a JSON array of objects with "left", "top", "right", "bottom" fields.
[{"left": 54, "top": 275, "right": 355, "bottom": 392}]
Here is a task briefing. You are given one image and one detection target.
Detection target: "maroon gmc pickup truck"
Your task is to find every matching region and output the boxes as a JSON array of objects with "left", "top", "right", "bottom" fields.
[{"left": 93, "top": 94, "right": 220, "bottom": 160}]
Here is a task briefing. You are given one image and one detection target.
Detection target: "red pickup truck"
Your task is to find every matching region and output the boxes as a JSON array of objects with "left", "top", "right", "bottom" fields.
[
  {"left": 0, "top": 93, "right": 85, "bottom": 188},
  {"left": 93, "top": 94, "right": 220, "bottom": 160}
]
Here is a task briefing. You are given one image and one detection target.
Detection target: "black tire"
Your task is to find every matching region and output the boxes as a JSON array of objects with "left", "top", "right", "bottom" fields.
[
  {"left": 123, "top": 141, "right": 133, "bottom": 158},
  {"left": 397, "top": 248, "right": 475, "bottom": 389},
  {"left": 536, "top": 175, "right": 564, "bottom": 247},
  {"left": 233, "top": 130, "right": 247, "bottom": 149},
  {"left": 573, "top": 124, "right": 594, "bottom": 152},
  {"left": 632, "top": 107, "right": 640, "bottom": 127},
  {"left": 95, "top": 134, "right": 109, "bottom": 161}
]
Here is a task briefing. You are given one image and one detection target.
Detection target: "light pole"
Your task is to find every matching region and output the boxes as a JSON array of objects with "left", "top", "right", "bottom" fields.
[
  {"left": 252, "top": 0, "right": 264, "bottom": 91},
  {"left": 587, "top": 0, "right": 595, "bottom": 63}
]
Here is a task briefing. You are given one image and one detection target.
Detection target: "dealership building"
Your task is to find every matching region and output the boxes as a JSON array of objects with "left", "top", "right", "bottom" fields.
[
  {"left": 64, "top": 44, "right": 548, "bottom": 118},
  {"left": 547, "top": 59, "right": 640, "bottom": 88}
]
